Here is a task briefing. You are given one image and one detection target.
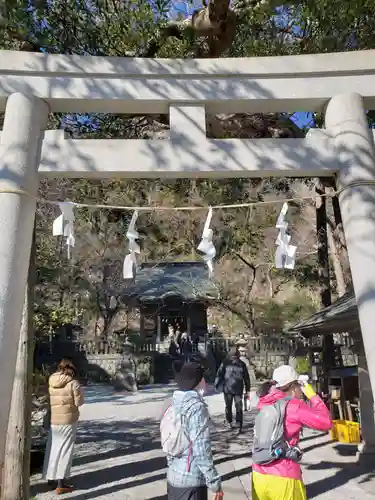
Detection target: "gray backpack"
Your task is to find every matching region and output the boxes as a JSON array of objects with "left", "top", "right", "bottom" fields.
[
  {"left": 160, "top": 403, "right": 191, "bottom": 458},
  {"left": 252, "top": 397, "right": 302, "bottom": 465}
]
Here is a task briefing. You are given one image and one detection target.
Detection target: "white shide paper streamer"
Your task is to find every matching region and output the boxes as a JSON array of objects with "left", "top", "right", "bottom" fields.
[
  {"left": 123, "top": 210, "right": 140, "bottom": 279},
  {"left": 52, "top": 201, "right": 76, "bottom": 259},
  {"left": 197, "top": 207, "right": 216, "bottom": 275},
  {"left": 275, "top": 202, "right": 297, "bottom": 270}
]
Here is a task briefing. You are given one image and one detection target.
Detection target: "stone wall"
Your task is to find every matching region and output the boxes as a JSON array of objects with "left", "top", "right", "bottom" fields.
[
  {"left": 251, "top": 351, "right": 289, "bottom": 377},
  {"left": 35, "top": 337, "right": 358, "bottom": 386},
  {"left": 84, "top": 352, "right": 154, "bottom": 385},
  {"left": 246, "top": 335, "right": 300, "bottom": 377},
  {"left": 85, "top": 354, "right": 122, "bottom": 380},
  {"left": 250, "top": 345, "right": 357, "bottom": 377}
]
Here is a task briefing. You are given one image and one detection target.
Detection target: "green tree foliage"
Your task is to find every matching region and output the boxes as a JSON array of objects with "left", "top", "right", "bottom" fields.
[
  {"left": 34, "top": 304, "right": 80, "bottom": 337},
  {"left": 295, "top": 355, "right": 311, "bottom": 374},
  {"left": 2, "top": 0, "right": 375, "bottom": 56}
]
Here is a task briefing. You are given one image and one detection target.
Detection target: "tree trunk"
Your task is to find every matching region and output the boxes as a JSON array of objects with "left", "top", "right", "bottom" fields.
[
  {"left": 327, "top": 223, "right": 346, "bottom": 297},
  {"left": 316, "top": 182, "right": 331, "bottom": 308},
  {"left": 326, "top": 182, "right": 353, "bottom": 292},
  {"left": 315, "top": 181, "right": 335, "bottom": 393},
  {"left": 1, "top": 232, "right": 35, "bottom": 500}
]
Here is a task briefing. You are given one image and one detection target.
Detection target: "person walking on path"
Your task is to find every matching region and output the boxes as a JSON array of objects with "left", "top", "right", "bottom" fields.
[
  {"left": 214, "top": 347, "right": 250, "bottom": 433},
  {"left": 238, "top": 346, "right": 252, "bottom": 411},
  {"left": 164, "top": 360, "right": 223, "bottom": 500},
  {"left": 180, "top": 332, "right": 193, "bottom": 362},
  {"left": 43, "top": 359, "right": 84, "bottom": 495},
  {"left": 252, "top": 364, "right": 332, "bottom": 500}
]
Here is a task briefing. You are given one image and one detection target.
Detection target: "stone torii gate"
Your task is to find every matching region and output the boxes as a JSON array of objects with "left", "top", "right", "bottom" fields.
[{"left": 1, "top": 49, "right": 375, "bottom": 463}]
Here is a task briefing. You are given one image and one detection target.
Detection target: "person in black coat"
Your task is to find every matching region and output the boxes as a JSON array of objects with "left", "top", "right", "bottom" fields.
[{"left": 214, "top": 347, "right": 250, "bottom": 433}]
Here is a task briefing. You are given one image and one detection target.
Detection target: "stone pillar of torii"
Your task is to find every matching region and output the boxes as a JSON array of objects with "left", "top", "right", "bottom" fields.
[{"left": 1, "top": 50, "right": 375, "bottom": 464}]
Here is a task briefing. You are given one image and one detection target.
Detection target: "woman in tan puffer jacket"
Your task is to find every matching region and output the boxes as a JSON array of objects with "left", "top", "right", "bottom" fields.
[{"left": 42, "top": 359, "right": 84, "bottom": 495}]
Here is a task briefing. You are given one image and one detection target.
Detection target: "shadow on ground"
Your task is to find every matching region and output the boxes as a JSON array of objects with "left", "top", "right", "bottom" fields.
[
  {"left": 77, "top": 417, "right": 163, "bottom": 465},
  {"left": 30, "top": 410, "right": 255, "bottom": 499},
  {"left": 30, "top": 417, "right": 163, "bottom": 497},
  {"left": 306, "top": 452, "right": 375, "bottom": 499},
  {"left": 31, "top": 407, "right": 351, "bottom": 500}
]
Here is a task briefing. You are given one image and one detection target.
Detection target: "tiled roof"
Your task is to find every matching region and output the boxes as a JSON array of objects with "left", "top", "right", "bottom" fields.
[
  {"left": 287, "top": 293, "right": 359, "bottom": 336},
  {"left": 123, "top": 261, "right": 219, "bottom": 303}
]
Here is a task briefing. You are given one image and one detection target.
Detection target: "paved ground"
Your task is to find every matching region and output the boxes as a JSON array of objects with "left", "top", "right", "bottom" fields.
[{"left": 31, "top": 385, "right": 375, "bottom": 499}]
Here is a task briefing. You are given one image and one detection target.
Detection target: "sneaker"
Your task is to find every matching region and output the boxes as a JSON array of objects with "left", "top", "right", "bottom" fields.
[{"left": 225, "top": 421, "right": 234, "bottom": 430}]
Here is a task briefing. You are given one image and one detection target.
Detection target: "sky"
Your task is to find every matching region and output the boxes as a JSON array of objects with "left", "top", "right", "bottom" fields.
[{"left": 291, "top": 113, "right": 315, "bottom": 129}]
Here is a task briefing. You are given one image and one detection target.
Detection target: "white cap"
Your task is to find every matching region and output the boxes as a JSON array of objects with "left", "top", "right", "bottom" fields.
[{"left": 272, "top": 365, "right": 299, "bottom": 388}]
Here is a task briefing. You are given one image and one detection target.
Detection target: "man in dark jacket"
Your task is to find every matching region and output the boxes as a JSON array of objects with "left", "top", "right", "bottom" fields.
[{"left": 214, "top": 347, "right": 250, "bottom": 433}]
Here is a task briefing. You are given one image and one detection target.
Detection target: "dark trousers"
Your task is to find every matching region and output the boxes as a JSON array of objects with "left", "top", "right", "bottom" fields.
[
  {"left": 224, "top": 392, "right": 243, "bottom": 427},
  {"left": 167, "top": 483, "right": 208, "bottom": 500}
]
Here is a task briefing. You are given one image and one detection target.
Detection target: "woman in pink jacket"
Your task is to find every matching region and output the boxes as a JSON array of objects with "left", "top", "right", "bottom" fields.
[{"left": 252, "top": 365, "right": 332, "bottom": 500}]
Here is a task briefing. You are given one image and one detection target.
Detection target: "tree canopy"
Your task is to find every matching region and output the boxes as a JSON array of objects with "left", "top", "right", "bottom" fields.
[{"left": 2, "top": 0, "right": 375, "bottom": 57}]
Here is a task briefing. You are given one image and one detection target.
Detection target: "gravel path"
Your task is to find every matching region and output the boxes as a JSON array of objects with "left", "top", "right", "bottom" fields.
[{"left": 30, "top": 385, "right": 375, "bottom": 499}]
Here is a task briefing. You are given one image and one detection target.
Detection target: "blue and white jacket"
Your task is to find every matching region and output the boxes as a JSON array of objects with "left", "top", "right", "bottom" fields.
[{"left": 166, "top": 390, "right": 221, "bottom": 493}]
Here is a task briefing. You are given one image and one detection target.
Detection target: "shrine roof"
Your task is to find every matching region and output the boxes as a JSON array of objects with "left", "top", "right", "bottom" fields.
[
  {"left": 287, "top": 292, "right": 359, "bottom": 337},
  {"left": 122, "top": 261, "right": 219, "bottom": 303}
]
